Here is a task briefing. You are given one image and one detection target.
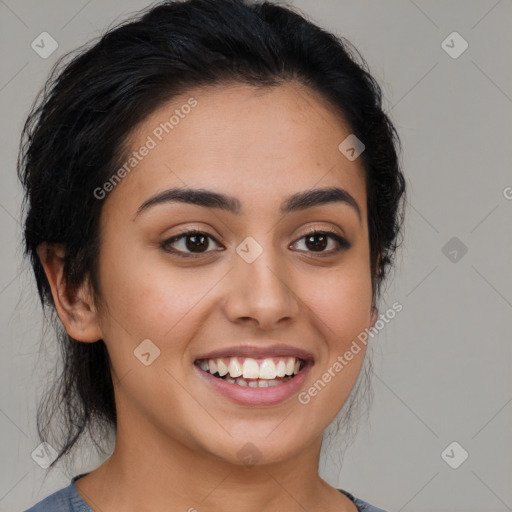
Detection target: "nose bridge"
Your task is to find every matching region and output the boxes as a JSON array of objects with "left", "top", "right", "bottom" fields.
[{"left": 223, "top": 234, "right": 299, "bottom": 327}]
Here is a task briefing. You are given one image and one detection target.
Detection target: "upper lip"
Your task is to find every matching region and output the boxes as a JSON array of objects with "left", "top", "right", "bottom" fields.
[{"left": 194, "top": 343, "right": 314, "bottom": 362}]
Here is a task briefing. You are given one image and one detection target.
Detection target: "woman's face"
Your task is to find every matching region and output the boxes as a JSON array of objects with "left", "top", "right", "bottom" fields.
[{"left": 94, "top": 82, "right": 376, "bottom": 466}]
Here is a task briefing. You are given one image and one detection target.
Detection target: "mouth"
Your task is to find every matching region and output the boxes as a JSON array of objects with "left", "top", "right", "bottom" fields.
[{"left": 194, "top": 356, "right": 307, "bottom": 388}]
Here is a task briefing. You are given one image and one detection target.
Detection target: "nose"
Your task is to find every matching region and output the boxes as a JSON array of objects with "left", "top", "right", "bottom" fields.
[{"left": 222, "top": 243, "right": 300, "bottom": 330}]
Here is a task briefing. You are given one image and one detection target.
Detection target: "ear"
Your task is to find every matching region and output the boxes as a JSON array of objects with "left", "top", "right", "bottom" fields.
[{"left": 37, "top": 242, "right": 102, "bottom": 343}]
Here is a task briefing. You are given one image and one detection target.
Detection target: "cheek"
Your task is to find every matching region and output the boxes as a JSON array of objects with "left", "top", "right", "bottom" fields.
[
  {"left": 303, "top": 262, "right": 374, "bottom": 344},
  {"left": 295, "top": 268, "right": 372, "bottom": 424},
  {"left": 96, "top": 244, "right": 220, "bottom": 350}
]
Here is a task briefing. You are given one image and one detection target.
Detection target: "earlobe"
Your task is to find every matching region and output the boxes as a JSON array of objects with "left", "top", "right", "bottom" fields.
[{"left": 36, "top": 242, "right": 102, "bottom": 343}]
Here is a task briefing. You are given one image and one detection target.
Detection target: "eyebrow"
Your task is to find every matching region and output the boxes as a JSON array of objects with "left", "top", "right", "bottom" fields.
[{"left": 134, "top": 186, "right": 361, "bottom": 223}]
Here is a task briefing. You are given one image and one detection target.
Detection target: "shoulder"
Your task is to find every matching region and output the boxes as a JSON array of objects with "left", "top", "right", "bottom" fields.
[
  {"left": 23, "top": 476, "right": 91, "bottom": 512},
  {"left": 338, "top": 488, "right": 388, "bottom": 512}
]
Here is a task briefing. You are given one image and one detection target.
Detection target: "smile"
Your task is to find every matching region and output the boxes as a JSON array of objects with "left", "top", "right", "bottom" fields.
[
  {"left": 194, "top": 354, "right": 312, "bottom": 406},
  {"left": 194, "top": 356, "right": 305, "bottom": 387}
]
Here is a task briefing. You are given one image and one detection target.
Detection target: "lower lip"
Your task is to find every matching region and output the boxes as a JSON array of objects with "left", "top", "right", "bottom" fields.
[{"left": 194, "top": 362, "right": 312, "bottom": 406}]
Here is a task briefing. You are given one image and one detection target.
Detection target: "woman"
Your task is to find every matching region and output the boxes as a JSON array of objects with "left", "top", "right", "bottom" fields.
[{"left": 19, "top": 0, "right": 405, "bottom": 510}]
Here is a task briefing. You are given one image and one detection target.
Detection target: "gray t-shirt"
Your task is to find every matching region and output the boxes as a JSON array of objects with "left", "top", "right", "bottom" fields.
[{"left": 24, "top": 473, "right": 388, "bottom": 512}]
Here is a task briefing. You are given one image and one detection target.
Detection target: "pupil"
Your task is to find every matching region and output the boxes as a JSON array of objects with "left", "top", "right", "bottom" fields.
[
  {"left": 306, "top": 233, "right": 327, "bottom": 251},
  {"left": 186, "top": 234, "right": 208, "bottom": 252}
]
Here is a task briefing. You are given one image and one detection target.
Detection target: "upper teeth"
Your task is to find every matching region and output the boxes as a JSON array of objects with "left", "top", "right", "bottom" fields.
[{"left": 197, "top": 357, "right": 302, "bottom": 379}]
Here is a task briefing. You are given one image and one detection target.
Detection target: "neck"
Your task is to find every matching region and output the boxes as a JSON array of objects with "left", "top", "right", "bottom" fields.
[{"left": 75, "top": 425, "right": 344, "bottom": 512}]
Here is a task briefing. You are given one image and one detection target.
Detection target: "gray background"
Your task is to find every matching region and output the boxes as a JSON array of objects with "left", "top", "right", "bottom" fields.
[{"left": 1, "top": 1, "right": 511, "bottom": 511}]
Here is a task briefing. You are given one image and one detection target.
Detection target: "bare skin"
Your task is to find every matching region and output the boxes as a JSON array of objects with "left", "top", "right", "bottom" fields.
[{"left": 38, "top": 82, "right": 377, "bottom": 512}]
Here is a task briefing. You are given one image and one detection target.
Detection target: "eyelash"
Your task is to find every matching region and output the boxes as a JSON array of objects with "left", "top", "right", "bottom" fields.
[{"left": 160, "top": 228, "right": 351, "bottom": 259}]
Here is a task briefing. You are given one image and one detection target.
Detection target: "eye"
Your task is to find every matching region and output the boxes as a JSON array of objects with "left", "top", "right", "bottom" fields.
[
  {"left": 161, "top": 228, "right": 351, "bottom": 259},
  {"left": 161, "top": 229, "right": 223, "bottom": 258},
  {"left": 291, "top": 229, "right": 351, "bottom": 255}
]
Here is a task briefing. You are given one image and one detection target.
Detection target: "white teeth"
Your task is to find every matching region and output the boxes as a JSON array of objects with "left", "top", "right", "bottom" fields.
[
  {"left": 285, "top": 357, "right": 295, "bottom": 376},
  {"left": 208, "top": 359, "right": 218, "bottom": 375},
  {"left": 198, "top": 356, "right": 305, "bottom": 380},
  {"left": 276, "top": 360, "right": 286, "bottom": 377},
  {"left": 207, "top": 374, "right": 293, "bottom": 388},
  {"left": 217, "top": 359, "right": 229, "bottom": 377},
  {"left": 242, "top": 358, "right": 260, "bottom": 379},
  {"left": 228, "top": 358, "right": 243, "bottom": 378},
  {"left": 259, "top": 359, "right": 277, "bottom": 379}
]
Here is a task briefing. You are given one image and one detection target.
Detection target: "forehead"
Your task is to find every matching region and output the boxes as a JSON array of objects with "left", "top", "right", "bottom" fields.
[{"left": 103, "top": 82, "right": 367, "bottom": 219}]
